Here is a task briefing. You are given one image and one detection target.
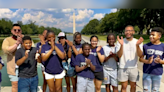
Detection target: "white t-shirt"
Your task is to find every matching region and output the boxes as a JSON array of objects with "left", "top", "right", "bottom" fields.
[
  {"left": 116, "top": 38, "right": 143, "bottom": 68},
  {"left": 103, "top": 45, "right": 117, "bottom": 70}
]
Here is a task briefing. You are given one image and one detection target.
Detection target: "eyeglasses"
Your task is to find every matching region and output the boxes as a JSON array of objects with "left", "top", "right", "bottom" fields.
[{"left": 14, "top": 29, "right": 21, "bottom": 32}]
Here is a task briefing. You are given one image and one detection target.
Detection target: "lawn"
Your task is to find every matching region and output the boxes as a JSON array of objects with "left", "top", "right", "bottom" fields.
[{"left": 83, "top": 34, "right": 164, "bottom": 44}]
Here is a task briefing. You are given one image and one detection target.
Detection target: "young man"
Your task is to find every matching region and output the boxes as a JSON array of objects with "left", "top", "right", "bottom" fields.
[
  {"left": 139, "top": 27, "right": 164, "bottom": 92},
  {"left": 15, "top": 36, "right": 41, "bottom": 92},
  {"left": 116, "top": 25, "right": 143, "bottom": 92}
]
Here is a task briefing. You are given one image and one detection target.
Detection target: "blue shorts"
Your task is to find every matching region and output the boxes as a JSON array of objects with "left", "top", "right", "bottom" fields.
[
  {"left": 66, "top": 63, "right": 76, "bottom": 77},
  {"left": 8, "top": 68, "right": 19, "bottom": 82},
  {"left": 143, "top": 73, "right": 162, "bottom": 92}
]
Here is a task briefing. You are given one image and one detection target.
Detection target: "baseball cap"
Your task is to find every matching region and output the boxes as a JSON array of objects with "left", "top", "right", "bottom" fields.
[{"left": 57, "top": 32, "right": 66, "bottom": 38}]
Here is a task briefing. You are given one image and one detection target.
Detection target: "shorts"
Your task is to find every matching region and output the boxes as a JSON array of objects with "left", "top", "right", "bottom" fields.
[
  {"left": 41, "top": 64, "right": 45, "bottom": 72},
  {"left": 118, "top": 68, "right": 139, "bottom": 82},
  {"left": 77, "top": 76, "right": 94, "bottom": 92},
  {"left": 8, "top": 68, "right": 19, "bottom": 82},
  {"left": 66, "top": 65, "right": 76, "bottom": 77},
  {"left": 143, "top": 73, "right": 162, "bottom": 92},
  {"left": 103, "top": 69, "right": 118, "bottom": 87},
  {"left": 44, "top": 70, "right": 65, "bottom": 81},
  {"left": 94, "top": 71, "right": 104, "bottom": 81}
]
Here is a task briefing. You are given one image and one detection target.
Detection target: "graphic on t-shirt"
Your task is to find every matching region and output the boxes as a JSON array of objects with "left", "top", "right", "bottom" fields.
[
  {"left": 90, "top": 52, "right": 97, "bottom": 56},
  {"left": 147, "top": 49, "right": 163, "bottom": 56},
  {"left": 80, "top": 62, "right": 86, "bottom": 67},
  {"left": 45, "top": 50, "right": 56, "bottom": 55}
]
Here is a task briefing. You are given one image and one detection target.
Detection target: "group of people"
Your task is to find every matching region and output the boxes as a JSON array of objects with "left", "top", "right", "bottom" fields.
[{"left": 1, "top": 23, "right": 164, "bottom": 92}]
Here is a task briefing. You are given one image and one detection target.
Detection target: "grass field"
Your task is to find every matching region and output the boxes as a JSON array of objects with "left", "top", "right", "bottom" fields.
[{"left": 84, "top": 34, "right": 164, "bottom": 44}]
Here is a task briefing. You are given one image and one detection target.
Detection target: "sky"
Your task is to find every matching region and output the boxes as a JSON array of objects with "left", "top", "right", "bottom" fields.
[{"left": 0, "top": 8, "right": 117, "bottom": 33}]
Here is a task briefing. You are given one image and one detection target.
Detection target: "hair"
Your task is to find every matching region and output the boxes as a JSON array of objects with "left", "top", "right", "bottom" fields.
[
  {"left": 22, "top": 36, "right": 31, "bottom": 42},
  {"left": 107, "top": 33, "right": 116, "bottom": 43},
  {"left": 46, "top": 30, "right": 55, "bottom": 39},
  {"left": 90, "top": 35, "right": 99, "bottom": 42},
  {"left": 125, "top": 25, "right": 134, "bottom": 30},
  {"left": 82, "top": 42, "right": 91, "bottom": 50},
  {"left": 151, "top": 27, "right": 164, "bottom": 35},
  {"left": 13, "top": 23, "right": 21, "bottom": 28},
  {"left": 73, "top": 32, "right": 81, "bottom": 45}
]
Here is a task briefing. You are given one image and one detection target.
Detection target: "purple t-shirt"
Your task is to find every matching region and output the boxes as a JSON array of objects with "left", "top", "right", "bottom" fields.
[
  {"left": 90, "top": 47, "right": 104, "bottom": 72},
  {"left": 143, "top": 42, "right": 164, "bottom": 75},
  {"left": 74, "top": 54, "right": 97, "bottom": 79},
  {"left": 41, "top": 42, "right": 64, "bottom": 74},
  {"left": 70, "top": 44, "right": 82, "bottom": 67},
  {"left": 0, "top": 57, "right": 4, "bottom": 82}
]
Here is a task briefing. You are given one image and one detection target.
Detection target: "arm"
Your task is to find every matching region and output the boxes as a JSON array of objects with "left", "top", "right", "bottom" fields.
[
  {"left": 75, "top": 65, "right": 87, "bottom": 72},
  {"left": 139, "top": 55, "right": 154, "bottom": 64},
  {"left": 117, "top": 44, "right": 123, "bottom": 58},
  {"left": 16, "top": 50, "right": 28, "bottom": 66},
  {"left": 36, "top": 56, "right": 42, "bottom": 63},
  {"left": 136, "top": 37, "right": 144, "bottom": 57},
  {"left": 88, "top": 62, "right": 96, "bottom": 71},
  {"left": 0, "top": 64, "right": 3, "bottom": 70},
  {"left": 116, "top": 36, "right": 124, "bottom": 58},
  {"left": 67, "top": 47, "right": 72, "bottom": 58},
  {"left": 54, "top": 45, "right": 65, "bottom": 59},
  {"left": 97, "top": 52, "right": 105, "bottom": 63},
  {"left": 41, "top": 48, "right": 53, "bottom": 62}
]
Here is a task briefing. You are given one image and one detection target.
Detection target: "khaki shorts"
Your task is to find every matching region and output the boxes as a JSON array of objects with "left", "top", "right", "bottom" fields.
[{"left": 118, "top": 68, "right": 139, "bottom": 82}]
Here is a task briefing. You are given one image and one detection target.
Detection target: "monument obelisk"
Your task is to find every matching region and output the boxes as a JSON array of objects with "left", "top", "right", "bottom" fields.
[{"left": 73, "top": 12, "right": 76, "bottom": 34}]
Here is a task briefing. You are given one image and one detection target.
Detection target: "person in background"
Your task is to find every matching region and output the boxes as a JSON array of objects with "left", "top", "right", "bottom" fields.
[
  {"left": 103, "top": 33, "right": 118, "bottom": 92},
  {"left": 36, "top": 29, "right": 48, "bottom": 92},
  {"left": 41, "top": 30, "right": 65, "bottom": 92},
  {"left": 15, "top": 36, "right": 41, "bottom": 92},
  {"left": 0, "top": 56, "right": 4, "bottom": 91},
  {"left": 75, "top": 42, "right": 97, "bottom": 92},
  {"left": 116, "top": 25, "right": 143, "bottom": 92},
  {"left": 139, "top": 27, "right": 164, "bottom": 92},
  {"left": 90, "top": 35, "right": 105, "bottom": 92}
]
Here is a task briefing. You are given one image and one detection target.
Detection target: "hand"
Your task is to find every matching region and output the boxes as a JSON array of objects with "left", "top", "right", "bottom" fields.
[
  {"left": 136, "top": 37, "right": 144, "bottom": 46},
  {"left": 39, "top": 34, "right": 45, "bottom": 45},
  {"left": 96, "top": 46, "right": 102, "bottom": 52},
  {"left": 148, "top": 55, "right": 154, "bottom": 64},
  {"left": 35, "top": 50, "right": 40, "bottom": 60},
  {"left": 50, "top": 38, "right": 55, "bottom": 50},
  {"left": 25, "top": 50, "right": 29, "bottom": 58},
  {"left": 66, "top": 40, "right": 73, "bottom": 47},
  {"left": 154, "top": 55, "right": 161, "bottom": 64},
  {"left": 85, "top": 58, "right": 91, "bottom": 67},
  {"left": 117, "top": 36, "right": 124, "bottom": 45},
  {"left": 16, "top": 36, "right": 22, "bottom": 44}
]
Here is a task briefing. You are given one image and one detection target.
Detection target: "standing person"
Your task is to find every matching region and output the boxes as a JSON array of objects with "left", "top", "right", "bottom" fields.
[
  {"left": 75, "top": 43, "right": 97, "bottom": 92},
  {"left": 90, "top": 35, "right": 105, "bottom": 92},
  {"left": 2, "top": 24, "right": 23, "bottom": 92},
  {"left": 116, "top": 25, "right": 143, "bottom": 92},
  {"left": 103, "top": 33, "right": 118, "bottom": 92},
  {"left": 15, "top": 36, "right": 41, "bottom": 92},
  {"left": 0, "top": 57, "right": 4, "bottom": 91},
  {"left": 139, "top": 27, "right": 164, "bottom": 92},
  {"left": 57, "top": 32, "right": 73, "bottom": 92},
  {"left": 64, "top": 32, "right": 83, "bottom": 92},
  {"left": 36, "top": 30, "right": 48, "bottom": 92},
  {"left": 41, "top": 30, "right": 65, "bottom": 92}
]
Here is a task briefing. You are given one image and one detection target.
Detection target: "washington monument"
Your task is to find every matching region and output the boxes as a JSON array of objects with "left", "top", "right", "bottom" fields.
[{"left": 73, "top": 12, "right": 76, "bottom": 34}]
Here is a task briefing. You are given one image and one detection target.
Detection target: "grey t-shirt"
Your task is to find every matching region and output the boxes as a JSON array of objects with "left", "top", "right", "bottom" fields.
[
  {"left": 103, "top": 45, "right": 117, "bottom": 70},
  {"left": 15, "top": 47, "right": 37, "bottom": 78}
]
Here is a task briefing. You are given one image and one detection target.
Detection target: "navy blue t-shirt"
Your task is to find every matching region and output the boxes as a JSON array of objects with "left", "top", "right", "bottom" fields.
[
  {"left": 74, "top": 54, "right": 97, "bottom": 79},
  {"left": 0, "top": 57, "right": 4, "bottom": 82},
  {"left": 36, "top": 42, "right": 45, "bottom": 65},
  {"left": 90, "top": 47, "right": 104, "bottom": 72},
  {"left": 70, "top": 44, "right": 82, "bottom": 67},
  {"left": 41, "top": 42, "right": 64, "bottom": 74},
  {"left": 143, "top": 42, "right": 164, "bottom": 75}
]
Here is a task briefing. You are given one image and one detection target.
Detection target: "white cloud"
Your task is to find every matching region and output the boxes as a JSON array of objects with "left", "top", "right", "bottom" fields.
[
  {"left": 0, "top": 8, "right": 18, "bottom": 18},
  {"left": 110, "top": 8, "right": 117, "bottom": 13},
  {"left": 62, "top": 8, "right": 74, "bottom": 13},
  {"left": 90, "top": 13, "right": 105, "bottom": 20},
  {"left": 69, "top": 9, "right": 94, "bottom": 21}
]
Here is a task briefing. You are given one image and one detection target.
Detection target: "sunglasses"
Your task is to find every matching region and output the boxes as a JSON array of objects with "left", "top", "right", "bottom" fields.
[
  {"left": 13, "top": 29, "right": 21, "bottom": 32},
  {"left": 59, "top": 37, "right": 65, "bottom": 39}
]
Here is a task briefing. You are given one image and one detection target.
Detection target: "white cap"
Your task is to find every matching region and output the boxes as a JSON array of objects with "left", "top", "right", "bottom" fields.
[{"left": 57, "top": 32, "right": 65, "bottom": 38}]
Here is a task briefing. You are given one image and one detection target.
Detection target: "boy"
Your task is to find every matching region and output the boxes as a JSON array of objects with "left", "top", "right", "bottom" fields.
[
  {"left": 75, "top": 43, "right": 97, "bottom": 92},
  {"left": 103, "top": 33, "right": 118, "bottom": 92},
  {"left": 15, "top": 36, "right": 41, "bottom": 92},
  {"left": 139, "top": 27, "right": 164, "bottom": 92}
]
